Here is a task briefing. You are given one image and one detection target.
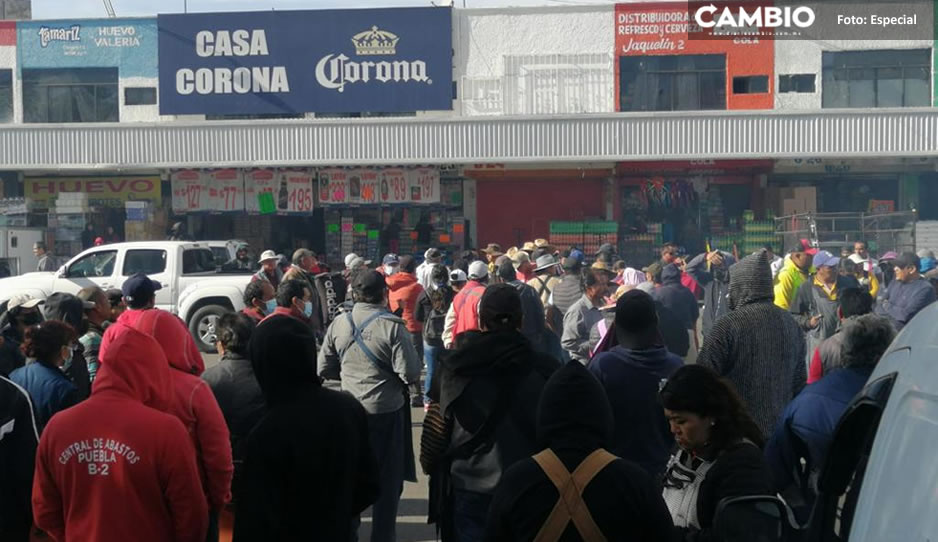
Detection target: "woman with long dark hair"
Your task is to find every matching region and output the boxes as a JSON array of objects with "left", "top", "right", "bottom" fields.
[
  {"left": 9, "top": 321, "right": 79, "bottom": 433},
  {"left": 658, "top": 364, "right": 773, "bottom": 540}
]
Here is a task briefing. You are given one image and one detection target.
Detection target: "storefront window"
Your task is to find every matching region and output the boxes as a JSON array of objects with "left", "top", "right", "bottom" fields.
[
  {"left": 822, "top": 49, "right": 930, "bottom": 108},
  {"left": 619, "top": 54, "right": 727, "bottom": 112},
  {"left": 22, "top": 68, "right": 119, "bottom": 123},
  {"left": 0, "top": 69, "right": 12, "bottom": 123}
]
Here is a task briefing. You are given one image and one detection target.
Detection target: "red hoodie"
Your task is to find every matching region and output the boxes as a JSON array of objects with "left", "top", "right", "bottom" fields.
[
  {"left": 117, "top": 309, "right": 233, "bottom": 510},
  {"left": 386, "top": 272, "right": 425, "bottom": 333},
  {"left": 32, "top": 323, "right": 208, "bottom": 542}
]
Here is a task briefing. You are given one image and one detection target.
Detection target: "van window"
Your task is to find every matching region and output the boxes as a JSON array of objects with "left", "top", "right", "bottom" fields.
[
  {"left": 122, "top": 250, "right": 167, "bottom": 276},
  {"left": 183, "top": 249, "right": 217, "bottom": 274},
  {"left": 66, "top": 250, "right": 117, "bottom": 278},
  {"left": 814, "top": 372, "right": 897, "bottom": 540}
]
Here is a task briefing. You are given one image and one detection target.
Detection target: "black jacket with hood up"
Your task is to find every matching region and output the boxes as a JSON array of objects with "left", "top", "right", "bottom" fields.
[
  {"left": 696, "top": 251, "right": 806, "bottom": 437},
  {"left": 441, "top": 330, "right": 559, "bottom": 495},
  {"left": 483, "top": 361, "right": 674, "bottom": 541},
  {"left": 653, "top": 264, "right": 700, "bottom": 333},
  {"left": 233, "top": 315, "right": 379, "bottom": 542}
]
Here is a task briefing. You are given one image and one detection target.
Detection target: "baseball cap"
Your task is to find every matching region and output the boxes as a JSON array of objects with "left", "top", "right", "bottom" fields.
[
  {"left": 449, "top": 269, "right": 468, "bottom": 283},
  {"left": 344, "top": 253, "right": 361, "bottom": 268},
  {"left": 7, "top": 293, "right": 44, "bottom": 311},
  {"left": 812, "top": 250, "right": 841, "bottom": 269},
  {"left": 425, "top": 248, "right": 443, "bottom": 261},
  {"left": 598, "top": 243, "right": 616, "bottom": 255},
  {"left": 917, "top": 249, "right": 936, "bottom": 260},
  {"left": 258, "top": 249, "right": 278, "bottom": 263},
  {"left": 879, "top": 251, "right": 899, "bottom": 262},
  {"left": 468, "top": 261, "right": 489, "bottom": 280},
  {"left": 642, "top": 261, "right": 663, "bottom": 279},
  {"left": 382, "top": 253, "right": 400, "bottom": 266},
  {"left": 351, "top": 270, "right": 387, "bottom": 295},
  {"left": 562, "top": 257, "right": 582, "bottom": 271},
  {"left": 122, "top": 273, "right": 162, "bottom": 303},
  {"left": 569, "top": 249, "right": 585, "bottom": 264},
  {"left": 894, "top": 252, "right": 921, "bottom": 270}
]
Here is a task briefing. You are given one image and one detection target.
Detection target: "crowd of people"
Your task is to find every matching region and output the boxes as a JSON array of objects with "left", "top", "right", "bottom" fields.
[{"left": 0, "top": 232, "right": 932, "bottom": 542}]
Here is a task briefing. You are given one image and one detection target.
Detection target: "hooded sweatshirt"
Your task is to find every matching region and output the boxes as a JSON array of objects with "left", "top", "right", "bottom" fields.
[
  {"left": 441, "top": 330, "right": 558, "bottom": 494},
  {"left": 697, "top": 251, "right": 807, "bottom": 437},
  {"left": 653, "top": 264, "right": 700, "bottom": 332},
  {"left": 0, "top": 375, "right": 39, "bottom": 541},
  {"left": 483, "top": 361, "right": 674, "bottom": 542},
  {"left": 387, "top": 271, "right": 425, "bottom": 333},
  {"left": 588, "top": 345, "right": 684, "bottom": 478},
  {"left": 32, "top": 323, "right": 207, "bottom": 542},
  {"left": 234, "top": 315, "right": 379, "bottom": 542},
  {"left": 118, "top": 309, "right": 232, "bottom": 510}
]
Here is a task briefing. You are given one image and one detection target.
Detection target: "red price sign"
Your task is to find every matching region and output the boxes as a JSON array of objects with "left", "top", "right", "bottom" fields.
[
  {"left": 280, "top": 170, "right": 315, "bottom": 214},
  {"left": 245, "top": 169, "right": 277, "bottom": 213},
  {"left": 209, "top": 169, "right": 244, "bottom": 212},
  {"left": 409, "top": 168, "right": 440, "bottom": 204},
  {"left": 382, "top": 169, "right": 409, "bottom": 203},
  {"left": 171, "top": 170, "right": 205, "bottom": 213}
]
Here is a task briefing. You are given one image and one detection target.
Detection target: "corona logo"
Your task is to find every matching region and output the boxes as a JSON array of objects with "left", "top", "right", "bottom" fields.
[
  {"left": 351, "top": 26, "right": 400, "bottom": 56},
  {"left": 315, "top": 26, "right": 432, "bottom": 93}
]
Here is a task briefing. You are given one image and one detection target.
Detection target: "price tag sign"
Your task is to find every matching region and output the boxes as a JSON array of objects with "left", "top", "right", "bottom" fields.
[
  {"left": 278, "top": 170, "right": 315, "bottom": 214},
  {"left": 207, "top": 169, "right": 244, "bottom": 212},
  {"left": 381, "top": 168, "right": 409, "bottom": 203},
  {"left": 408, "top": 168, "right": 440, "bottom": 204},
  {"left": 353, "top": 169, "right": 380, "bottom": 204},
  {"left": 319, "top": 169, "right": 349, "bottom": 205},
  {"left": 171, "top": 170, "right": 205, "bottom": 213},
  {"left": 245, "top": 169, "right": 278, "bottom": 214}
]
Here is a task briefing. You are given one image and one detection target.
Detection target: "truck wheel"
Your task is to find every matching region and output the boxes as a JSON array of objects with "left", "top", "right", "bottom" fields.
[{"left": 188, "top": 304, "right": 227, "bottom": 353}]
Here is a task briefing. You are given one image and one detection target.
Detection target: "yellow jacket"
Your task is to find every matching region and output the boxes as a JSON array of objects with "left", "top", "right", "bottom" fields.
[{"left": 774, "top": 259, "right": 807, "bottom": 310}]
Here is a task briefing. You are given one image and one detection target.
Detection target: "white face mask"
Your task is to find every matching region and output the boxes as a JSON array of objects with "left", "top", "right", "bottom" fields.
[{"left": 385, "top": 265, "right": 399, "bottom": 276}]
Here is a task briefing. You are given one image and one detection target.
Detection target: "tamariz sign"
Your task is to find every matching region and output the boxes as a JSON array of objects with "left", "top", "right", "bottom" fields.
[{"left": 157, "top": 7, "right": 453, "bottom": 115}]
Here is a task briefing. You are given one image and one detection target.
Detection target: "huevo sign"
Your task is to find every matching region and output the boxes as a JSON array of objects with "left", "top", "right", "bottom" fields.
[
  {"left": 158, "top": 7, "right": 452, "bottom": 115},
  {"left": 25, "top": 176, "right": 162, "bottom": 210}
]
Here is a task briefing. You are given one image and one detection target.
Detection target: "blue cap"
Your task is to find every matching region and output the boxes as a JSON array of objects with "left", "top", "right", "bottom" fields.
[
  {"left": 121, "top": 272, "right": 162, "bottom": 303},
  {"left": 569, "top": 249, "right": 585, "bottom": 264},
  {"left": 382, "top": 253, "right": 400, "bottom": 266},
  {"left": 812, "top": 250, "right": 841, "bottom": 269}
]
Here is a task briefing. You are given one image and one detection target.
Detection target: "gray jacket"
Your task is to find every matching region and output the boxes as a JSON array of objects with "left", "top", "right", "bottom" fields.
[
  {"left": 317, "top": 303, "right": 422, "bottom": 415},
  {"left": 561, "top": 294, "right": 604, "bottom": 364},
  {"left": 37, "top": 254, "right": 56, "bottom": 272}
]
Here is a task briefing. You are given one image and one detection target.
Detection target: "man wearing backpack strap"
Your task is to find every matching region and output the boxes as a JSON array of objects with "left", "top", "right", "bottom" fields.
[
  {"left": 318, "top": 270, "right": 422, "bottom": 542},
  {"left": 484, "top": 361, "right": 674, "bottom": 542}
]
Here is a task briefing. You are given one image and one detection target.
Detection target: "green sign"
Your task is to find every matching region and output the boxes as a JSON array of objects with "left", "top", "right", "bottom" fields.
[
  {"left": 367, "top": 229, "right": 379, "bottom": 240},
  {"left": 354, "top": 223, "right": 366, "bottom": 233},
  {"left": 258, "top": 192, "right": 276, "bottom": 215},
  {"left": 327, "top": 223, "right": 340, "bottom": 233}
]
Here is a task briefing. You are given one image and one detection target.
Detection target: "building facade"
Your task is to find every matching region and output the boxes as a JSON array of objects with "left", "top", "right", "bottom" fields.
[{"left": 1, "top": 4, "right": 937, "bottom": 267}]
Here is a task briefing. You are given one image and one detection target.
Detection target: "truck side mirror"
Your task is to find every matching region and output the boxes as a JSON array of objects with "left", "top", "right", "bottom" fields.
[
  {"left": 713, "top": 495, "right": 798, "bottom": 542},
  {"left": 56, "top": 265, "right": 66, "bottom": 278}
]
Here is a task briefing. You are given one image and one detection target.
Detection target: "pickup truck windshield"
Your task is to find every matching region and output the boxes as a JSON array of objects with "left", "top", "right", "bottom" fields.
[{"left": 183, "top": 248, "right": 219, "bottom": 275}]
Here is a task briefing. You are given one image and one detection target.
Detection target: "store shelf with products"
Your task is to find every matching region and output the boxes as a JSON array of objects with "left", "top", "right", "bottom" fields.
[{"left": 549, "top": 221, "right": 618, "bottom": 260}]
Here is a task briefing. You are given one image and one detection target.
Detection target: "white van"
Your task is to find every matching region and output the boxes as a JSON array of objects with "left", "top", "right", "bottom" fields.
[{"left": 713, "top": 301, "right": 938, "bottom": 541}]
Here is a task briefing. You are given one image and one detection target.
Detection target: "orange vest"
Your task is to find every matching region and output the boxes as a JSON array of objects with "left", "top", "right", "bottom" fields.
[{"left": 452, "top": 282, "right": 485, "bottom": 338}]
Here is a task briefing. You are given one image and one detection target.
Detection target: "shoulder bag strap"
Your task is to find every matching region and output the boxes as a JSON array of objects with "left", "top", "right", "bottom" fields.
[{"left": 342, "top": 311, "right": 396, "bottom": 376}]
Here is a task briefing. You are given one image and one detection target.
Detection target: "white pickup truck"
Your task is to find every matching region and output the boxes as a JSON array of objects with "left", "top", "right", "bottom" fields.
[{"left": 0, "top": 241, "right": 254, "bottom": 352}]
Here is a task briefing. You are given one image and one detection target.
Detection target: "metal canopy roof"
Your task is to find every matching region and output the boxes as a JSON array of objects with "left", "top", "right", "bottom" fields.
[{"left": 1, "top": 108, "right": 936, "bottom": 171}]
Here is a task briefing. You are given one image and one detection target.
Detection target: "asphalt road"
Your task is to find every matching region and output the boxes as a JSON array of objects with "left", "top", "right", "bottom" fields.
[{"left": 202, "top": 353, "right": 437, "bottom": 542}]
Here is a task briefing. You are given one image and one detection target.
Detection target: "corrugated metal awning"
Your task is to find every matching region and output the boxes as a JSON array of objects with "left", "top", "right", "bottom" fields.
[{"left": 1, "top": 108, "right": 937, "bottom": 170}]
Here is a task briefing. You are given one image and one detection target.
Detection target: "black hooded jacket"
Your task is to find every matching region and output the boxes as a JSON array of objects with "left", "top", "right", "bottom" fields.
[
  {"left": 233, "top": 315, "right": 379, "bottom": 542},
  {"left": 697, "top": 251, "right": 806, "bottom": 437},
  {"left": 42, "top": 293, "right": 91, "bottom": 401},
  {"left": 653, "top": 264, "right": 700, "bottom": 333},
  {"left": 483, "top": 361, "right": 674, "bottom": 541},
  {"left": 441, "top": 330, "right": 558, "bottom": 494}
]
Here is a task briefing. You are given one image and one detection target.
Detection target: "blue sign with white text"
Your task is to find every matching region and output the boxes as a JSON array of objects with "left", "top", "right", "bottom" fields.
[
  {"left": 157, "top": 7, "right": 452, "bottom": 115},
  {"left": 18, "top": 18, "right": 158, "bottom": 78}
]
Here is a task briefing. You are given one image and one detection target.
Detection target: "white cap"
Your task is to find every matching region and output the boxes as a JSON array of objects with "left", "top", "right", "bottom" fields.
[
  {"left": 345, "top": 253, "right": 361, "bottom": 268},
  {"left": 258, "top": 250, "right": 278, "bottom": 263},
  {"left": 7, "top": 293, "right": 44, "bottom": 310},
  {"left": 449, "top": 269, "right": 468, "bottom": 283},
  {"left": 468, "top": 261, "right": 489, "bottom": 280}
]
